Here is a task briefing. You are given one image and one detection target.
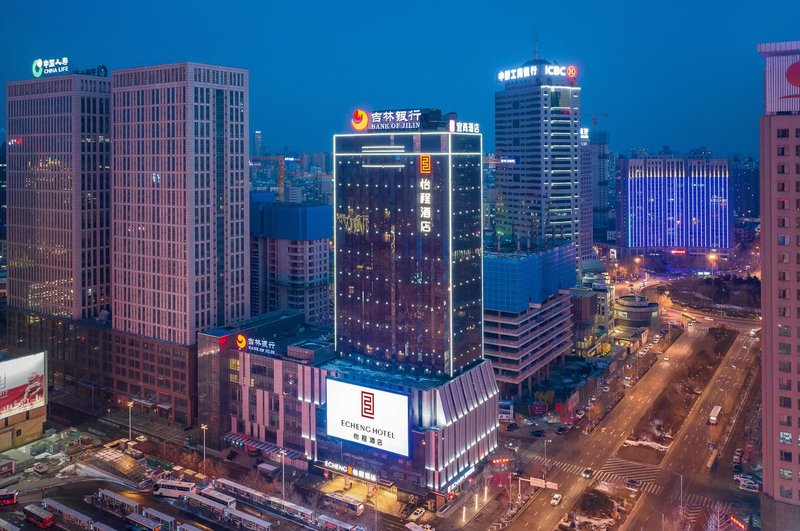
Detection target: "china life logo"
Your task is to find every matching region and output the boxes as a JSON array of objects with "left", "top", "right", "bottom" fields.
[{"left": 32, "top": 59, "right": 44, "bottom": 78}]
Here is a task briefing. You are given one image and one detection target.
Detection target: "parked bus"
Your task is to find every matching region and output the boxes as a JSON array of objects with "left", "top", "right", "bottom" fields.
[
  {"left": 0, "top": 516, "right": 20, "bottom": 531},
  {"left": 324, "top": 492, "right": 365, "bottom": 516},
  {"left": 23, "top": 504, "right": 55, "bottom": 528},
  {"left": 225, "top": 507, "right": 271, "bottom": 530},
  {"left": 183, "top": 492, "right": 227, "bottom": 519},
  {"left": 706, "top": 449, "right": 719, "bottom": 469},
  {"left": 142, "top": 507, "right": 176, "bottom": 531},
  {"left": 214, "top": 478, "right": 314, "bottom": 523},
  {"left": 42, "top": 498, "right": 93, "bottom": 528},
  {"left": 709, "top": 405, "right": 722, "bottom": 425},
  {"left": 153, "top": 480, "right": 196, "bottom": 498},
  {"left": 97, "top": 489, "right": 140, "bottom": 516},
  {"left": 318, "top": 514, "right": 361, "bottom": 530},
  {"left": 90, "top": 524, "right": 117, "bottom": 531},
  {"left": 0, "top": 489, "right": 18, "bottom": 505},
  {"left": 198, "top": 487, "right": 237, "bottom": 508},
  {"left": 125, "top": 513, "right": 162, "bottom": 531}
]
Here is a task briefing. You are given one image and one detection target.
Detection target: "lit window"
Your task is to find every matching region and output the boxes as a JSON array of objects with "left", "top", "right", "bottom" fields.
[
  {"left": 781, "top": 468, "right": 793, "bottom": 480},
  {"left": 781, "top": 432, "right": 793, "bottom": 444}
]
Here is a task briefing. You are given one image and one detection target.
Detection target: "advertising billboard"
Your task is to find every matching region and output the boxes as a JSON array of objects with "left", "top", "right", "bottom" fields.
[
  {"left": 326, "top": 378, "right": 410, "bottom": 457},
  {"left": 0, "top": 352, "right": 46, "bottom": 421}
]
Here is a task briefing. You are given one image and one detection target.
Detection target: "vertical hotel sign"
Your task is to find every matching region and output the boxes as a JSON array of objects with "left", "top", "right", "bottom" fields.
[{"left": 419, "top": 155, "right": 432, "bottom": 233}]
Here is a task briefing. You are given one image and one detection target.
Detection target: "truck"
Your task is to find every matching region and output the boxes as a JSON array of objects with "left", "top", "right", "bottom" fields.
[{"left": 709, "top": 405, "right": 722, "bottom": 425}]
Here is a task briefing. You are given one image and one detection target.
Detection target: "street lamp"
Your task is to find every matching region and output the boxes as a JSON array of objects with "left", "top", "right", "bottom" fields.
[
  {"left": 280, "top": 449, "right": 287, "bottom": 499},
  {"left": 707, "top": 252, "right": 718, "bottom": 305},
  {"left": 127, "top": 401, "right": 134, "bottom": 442},
  {"left": 200, "top": 424, "right": 208, "bottom": 476}
]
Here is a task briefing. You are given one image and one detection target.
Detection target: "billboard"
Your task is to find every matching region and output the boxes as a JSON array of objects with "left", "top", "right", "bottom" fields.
[
  {"left": 0, "top": 352, "right": 46, "bottom": 421},
  {"left": 326, "top": 378, "right": 410, "bottom": 457}
]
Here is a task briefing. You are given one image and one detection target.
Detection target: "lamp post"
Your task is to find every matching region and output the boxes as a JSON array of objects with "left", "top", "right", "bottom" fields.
[
  {"left": 708, "top": 252, "right": 718, "bottom": 305},
  {"left": 281, "top": 450, "right": 286, "bottom": 499},
  {"left": 200, "top": 424, "right": 208, "bottom": 476},
  {"left": 127, "top": 401, "right": 134, "bottom": 442},
  {"left": 544, "top": 439, "right": 553, "bottom": 480}
]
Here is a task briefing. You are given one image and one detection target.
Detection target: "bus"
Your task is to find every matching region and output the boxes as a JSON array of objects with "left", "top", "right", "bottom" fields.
[
  {"left": 153, "top": 480, "right": 196, "bottom": 498},
  {"left": 176, "top": 525, "right": 204, "bottom": 531},
  {"left": 709, "top": 405, "right": 722, "bottom": 425},
  {"left": 125, "top": 513, "right": 162, "bottom": 531},
  {"left": 97, "top": 489, "right": 140, "bottom": 516},
  {"left": 318, "top": 514, "right": 361, "bottom": 530},
  {"left": 142, "top": 508, "right": 176, "bottom": 531},
  {"left": 706, "top": 449, "right": 719, "bottom": 469},
  {"left": 23, "top": 504, "right": 55, "bottom": 528},
  {"left": 324, "top": 492, "right": 365, "bottom": 516},
  {"left": 214, "top": 478, "right": 314, "bottom": 523},
  {"left": 183, "top": 492, "right": 227, "bottom": 519},
  {"left": 0, "top": 516, "right": 20, "bottom": 531},
  {"left": 42, "top": 499, "right": 93, "bottom": 528},
  {"left": 225, "top": 507, "right": 271, "bottom": 530},
  {"left": 198, "top": 487, "right": 237, "bottom": 508},
  {"left": 90, "top": 524, "right": 117, "bottom": 531},
  {"left": 0, "top": 489, "right": 18, "bottom": 505}
]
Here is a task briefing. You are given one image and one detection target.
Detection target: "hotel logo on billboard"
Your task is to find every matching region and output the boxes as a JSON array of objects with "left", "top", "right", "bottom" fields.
[{"left": 361, "top": 391, "right": 375, "bottom": 419}]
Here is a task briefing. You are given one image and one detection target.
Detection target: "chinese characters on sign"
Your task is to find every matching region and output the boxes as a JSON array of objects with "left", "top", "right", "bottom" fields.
[
  {"left": 368, "top": 109, "right": 422, "bottom": 131},
  {"left": 419, "top": 158, "right": 433, "bottom": 234},
  {"left": 32, "top": 57, "right": 69, "bottom": 78},
  {"left": 497, "top": 63, "right": 578, "bottom": 82},
  {"left": 247, "top": 337, "right": 277, "bottom": 356},
  {"left": 448, "top": 119, "right": 480, "bottom": 133},
  {"left": 352, "top": 430, "right": 384, "bottom": 448}
]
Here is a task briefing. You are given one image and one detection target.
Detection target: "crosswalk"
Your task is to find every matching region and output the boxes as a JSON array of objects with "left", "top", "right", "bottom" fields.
[
  {"left": 527, "top": 454, "right": 585, "bottom": 476},
  {"left": 681, "top": 495, "right": 733, "bottom": 525},
  {"left": 525, "top": 455, "right": 663, "bottom": 494}
]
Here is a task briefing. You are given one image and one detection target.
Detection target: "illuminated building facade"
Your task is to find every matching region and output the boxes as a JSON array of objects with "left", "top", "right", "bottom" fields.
[
  {"left": 760, "top": 41, "right": 800, "bottom": 529},
  {"left": 333, "top": 110, "right": 483, "bottom": 377},
  {"left": 619, "top": 157, "right": 731, "bottom": 257},
  {"left": 6, "top": 72, "right": 111, "bottom": 320},
  {"left": 494, "top": 58, "right": 587, "bottom": 260}
]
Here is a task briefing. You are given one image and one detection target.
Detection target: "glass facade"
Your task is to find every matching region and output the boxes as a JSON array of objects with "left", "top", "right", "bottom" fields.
[{"left": 334, "top": 131, "right": 482, "bottom": 377}]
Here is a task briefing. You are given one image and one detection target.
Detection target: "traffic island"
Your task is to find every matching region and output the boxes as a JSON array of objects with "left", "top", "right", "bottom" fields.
[{"left": 562, "top": 482, "right": 632, "bottom": 530}]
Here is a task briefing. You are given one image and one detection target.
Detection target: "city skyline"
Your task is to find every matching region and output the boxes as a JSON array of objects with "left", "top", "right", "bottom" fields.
[{"left": 1, "top": 1, "right": 798, "bottom": 157}]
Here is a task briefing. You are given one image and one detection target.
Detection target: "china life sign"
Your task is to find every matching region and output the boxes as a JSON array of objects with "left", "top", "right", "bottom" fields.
[
  {"left": 419, "top": 155, "right": 432, "bottom": 233},
  {"left": 32, "top": 57, "right": 69, "bottom": 78}
]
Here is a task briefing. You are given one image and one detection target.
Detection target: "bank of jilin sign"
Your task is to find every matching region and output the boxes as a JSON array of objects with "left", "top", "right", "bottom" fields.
[{"left": 326, "top": 378, "right": 410, "bottom": 457}]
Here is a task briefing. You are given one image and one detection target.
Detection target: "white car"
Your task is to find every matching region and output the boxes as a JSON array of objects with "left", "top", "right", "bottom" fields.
[
  {"left": 550, "top": 493, "right": 562, "bottom": 506},
  {"left": 739, "top": 481, "right": 759, "bottom": 493},
  {"left": 602, "top": 386, "right": 610, "bottom": 393},
  {"left": 663, "top": 356, "right": 670, "bottom": 361},
  {"left": 135, "top": 435, "right": 148, "bottom": 443},
  {"left": 408, "top": 507, "right": 425, "bottom": 522}
]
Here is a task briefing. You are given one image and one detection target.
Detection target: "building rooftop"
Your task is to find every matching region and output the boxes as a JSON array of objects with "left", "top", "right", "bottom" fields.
[{"left": 321, "top": 358, "right": 451, "bottom": 391}]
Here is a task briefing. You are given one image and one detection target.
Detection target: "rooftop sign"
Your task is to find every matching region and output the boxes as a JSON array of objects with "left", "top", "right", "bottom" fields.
[
  {"left": 32, "top": 57, "right": 69, "bottom": 78},
  {"left": 497, "top": 63, "right": 577, "bottom": 82}
]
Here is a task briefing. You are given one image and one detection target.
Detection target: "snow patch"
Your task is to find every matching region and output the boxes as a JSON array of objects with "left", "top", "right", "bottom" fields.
[{"left": 622, "top": 439, "right": 669, "bottom": 452}]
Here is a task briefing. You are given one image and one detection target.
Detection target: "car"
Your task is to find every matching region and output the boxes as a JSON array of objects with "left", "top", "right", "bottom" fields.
[
  {"left": 581, "top": 468, "right": 593, "bottom": 479},
  {"left": 602, "top": 386, "right": 610, "bottom": 393},
  {"left": 624, "top": 375, "right": 632, "bottom": 381},
  {"left": 663, "top": 356, "right": 670, "bottom": 361},
  {"left": 739, "top": 482, "right": 759, "bottom": 493},
  {"left": 408, "top": 507, "right": 426, "bottom": 522},
  {"left": 625, "top": 478, "right": 642, "bottom": 491},
  {"left": 653, "top": 335, "right": 662, "bottom": 341},
  {"left": 550, "top": 493, "right": 562, "bottom": 506},
  {"left": 705, "top": 317, "right": 714, "bottom": 321},
  {"left": 575, "top": 410, "right": 585, "bottom": 420},
  {"left": 225, "top": 450, "right": 239, "bottom": 461},
  {"left": 33, "top": 462, "right": 48, "bottom": 475},
  {"left": 556, "top": 426, "right": 567, "bottom": 434},
  {"left": 732, "top": 463, "right": 743, "bottom": 474},
  {"left": 420, "top": 526, "right": 434, "bottom": 531},
  {"left": 505, "top": 442, "right": 519, "bottom": 451},
  {"left": 734, "top": 473, "right": 755, "bottom": 483},
  {"left": 734, "top": 448, "right": 744, "bottom": 457},
  {"left": 135, "top": 435, "right": 148, "bottom": 443},
  {"left": 589, "top": 396, "right": 597, "bottom": 403},
  {"left": 733, "top": 455, "right": 742, "bottom": 464},
  {"left": 505, "top": 422, "right": 518, "bottom": 432},
  {"left": 531, "top": 429, "right": 545, "bottom": 437}
]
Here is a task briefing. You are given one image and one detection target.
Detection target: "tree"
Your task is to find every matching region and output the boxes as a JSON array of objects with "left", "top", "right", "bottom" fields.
[
  {"left": 241, "top": 469, "right": 274, "bottom": 494},
  {"left": 202, "top": 459, "right": 226, "bottom": 479},
  {"left": 704, "top": 503, "right": 729, "bottom": 531}
]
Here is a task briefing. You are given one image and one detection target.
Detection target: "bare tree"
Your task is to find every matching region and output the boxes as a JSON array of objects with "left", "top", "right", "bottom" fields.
[
  {"left": 704, "top": 503, "right": 729, "bottom": 531},
  {"left": 202, "top": 459, "right": 226, "bottom": 479}
]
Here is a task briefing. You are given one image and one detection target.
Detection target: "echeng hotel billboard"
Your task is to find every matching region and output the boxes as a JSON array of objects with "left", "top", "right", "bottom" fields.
[
  {"left": 326, "top": 378, "right": 410, "bottom": 457},
  {"left": 0, "top": 352, "right": 45, "bottom": 421}
]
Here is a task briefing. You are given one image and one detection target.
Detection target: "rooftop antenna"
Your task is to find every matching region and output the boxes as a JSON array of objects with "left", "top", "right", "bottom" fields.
[{"left": 534, "top": 31, "right": 539, "bottom": 61}]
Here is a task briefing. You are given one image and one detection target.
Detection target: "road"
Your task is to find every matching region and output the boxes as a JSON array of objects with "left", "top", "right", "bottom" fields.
[
  {"left": 623, "top": 331, "right": 761, "bottom": 529},
  {"left": 496, "top": 326, "right": 710, "bottom": 531}
]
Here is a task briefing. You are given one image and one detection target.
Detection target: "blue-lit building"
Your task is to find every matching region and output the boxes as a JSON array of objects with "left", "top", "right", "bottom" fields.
[
  {"left": 250, "top": 195, "right": 333, "bottom": 324},
  {"left": 484, "top": 241, "right": 576, "bottom": 397},
  {"left": 619, "top": 157, "right": 731, "bottom": 257}
]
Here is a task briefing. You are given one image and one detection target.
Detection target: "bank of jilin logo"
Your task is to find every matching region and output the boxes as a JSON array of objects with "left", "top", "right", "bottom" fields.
[
  {"left": 361, "top": 391, "right": 375, "bottom": 419},
  {"left": 236, "top": 333, "right": 247, "bottom": 350},
  {"left": 32, "top": 59, "right": 44, "bottom": 78},
  {"left": 351, "top": 109, "right": 369, "bottom": 131}
]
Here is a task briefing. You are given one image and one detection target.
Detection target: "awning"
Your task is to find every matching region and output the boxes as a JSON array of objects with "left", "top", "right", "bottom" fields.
[
  {"left": 156, "top": 403, "right": 172, "bottom": 410},
  {"left": 222, "top": 432, "right": 304, "bottom": 461}
]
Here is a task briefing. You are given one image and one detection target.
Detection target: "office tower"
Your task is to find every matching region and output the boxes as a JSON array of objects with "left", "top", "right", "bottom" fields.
[
  {"left": 618, "top": 157, "right": 731, "bottom": 257},
  {"left": 730, "top": 156, "right": 760, "bottom": 218},
  {"left": 583, "top": 131, "right": 614, "bottom": 240},
  {"left": 253, "top": 129, "right": 264, "bottom": 157},
  {"left": 494, "top": 58, "right": 586, "bottom": 259},
  {"left": 6, "top": 71, "right": 111, "bottom": 320},
  {"left": 578, "top": 127, "right": 593, "bottom": 263},
  {"left": 0, "top": 142, "right": 7, "bottom": 266},
  {"left": 483, "top": 241, "right": 575, "bottom": 396},
  {"left": 759, "top": 41, "right": 800, "bottom": 529},
  {"left": 250, "top": 195, "right": 332, "bottom": 324},
  {"left": 111, "top": 62, "right": 250, "bottom": 345}
]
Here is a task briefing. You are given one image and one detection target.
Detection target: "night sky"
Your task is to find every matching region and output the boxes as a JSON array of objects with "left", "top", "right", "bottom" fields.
[{"left": 1, "top": 0, "right": 798, "bottom": 157}]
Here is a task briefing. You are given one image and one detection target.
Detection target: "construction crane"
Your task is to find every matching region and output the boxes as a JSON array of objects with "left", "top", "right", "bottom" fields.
[
  {"left": 251, "top": 156, "right": 287, "bottom": 202},
  {"left": 591, "top": 113, "right": 608, "bottom": 128}
]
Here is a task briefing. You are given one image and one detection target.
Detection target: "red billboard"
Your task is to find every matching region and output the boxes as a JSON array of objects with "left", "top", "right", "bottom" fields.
[{"left": 0, "top": 353, "right": 45, "bottom": 421}]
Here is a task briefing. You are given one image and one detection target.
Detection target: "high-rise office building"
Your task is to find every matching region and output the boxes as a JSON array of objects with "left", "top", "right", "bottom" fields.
[
  {"left": 250, "top": 195, "right": 332, "bottom": 324},
  {"left": 7, "top": 72, "right": 112, "bottom": 320},
  {"left": 253, "top": 129, "right": 264, "bottom": 157},
  {"left": 759, "top": 41, "right": 800, "bottom": 529},
  {"left": 578, "top": 127, "right": 593, "bottom": 263},
  {"left": 494, "top": 58, "right": 586, "bottom": 260},
  {"left": 583, "top": 131, "right": 614, "bottom": 240},
  {"left": 730, "top": 156, "right": 760, "bottom": 218},
  {"left": 618, "top": 157, "right": 731, "bottom": 257},
  {"left": 111, "top": 62, "right": 250, "bottom": 345}
]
